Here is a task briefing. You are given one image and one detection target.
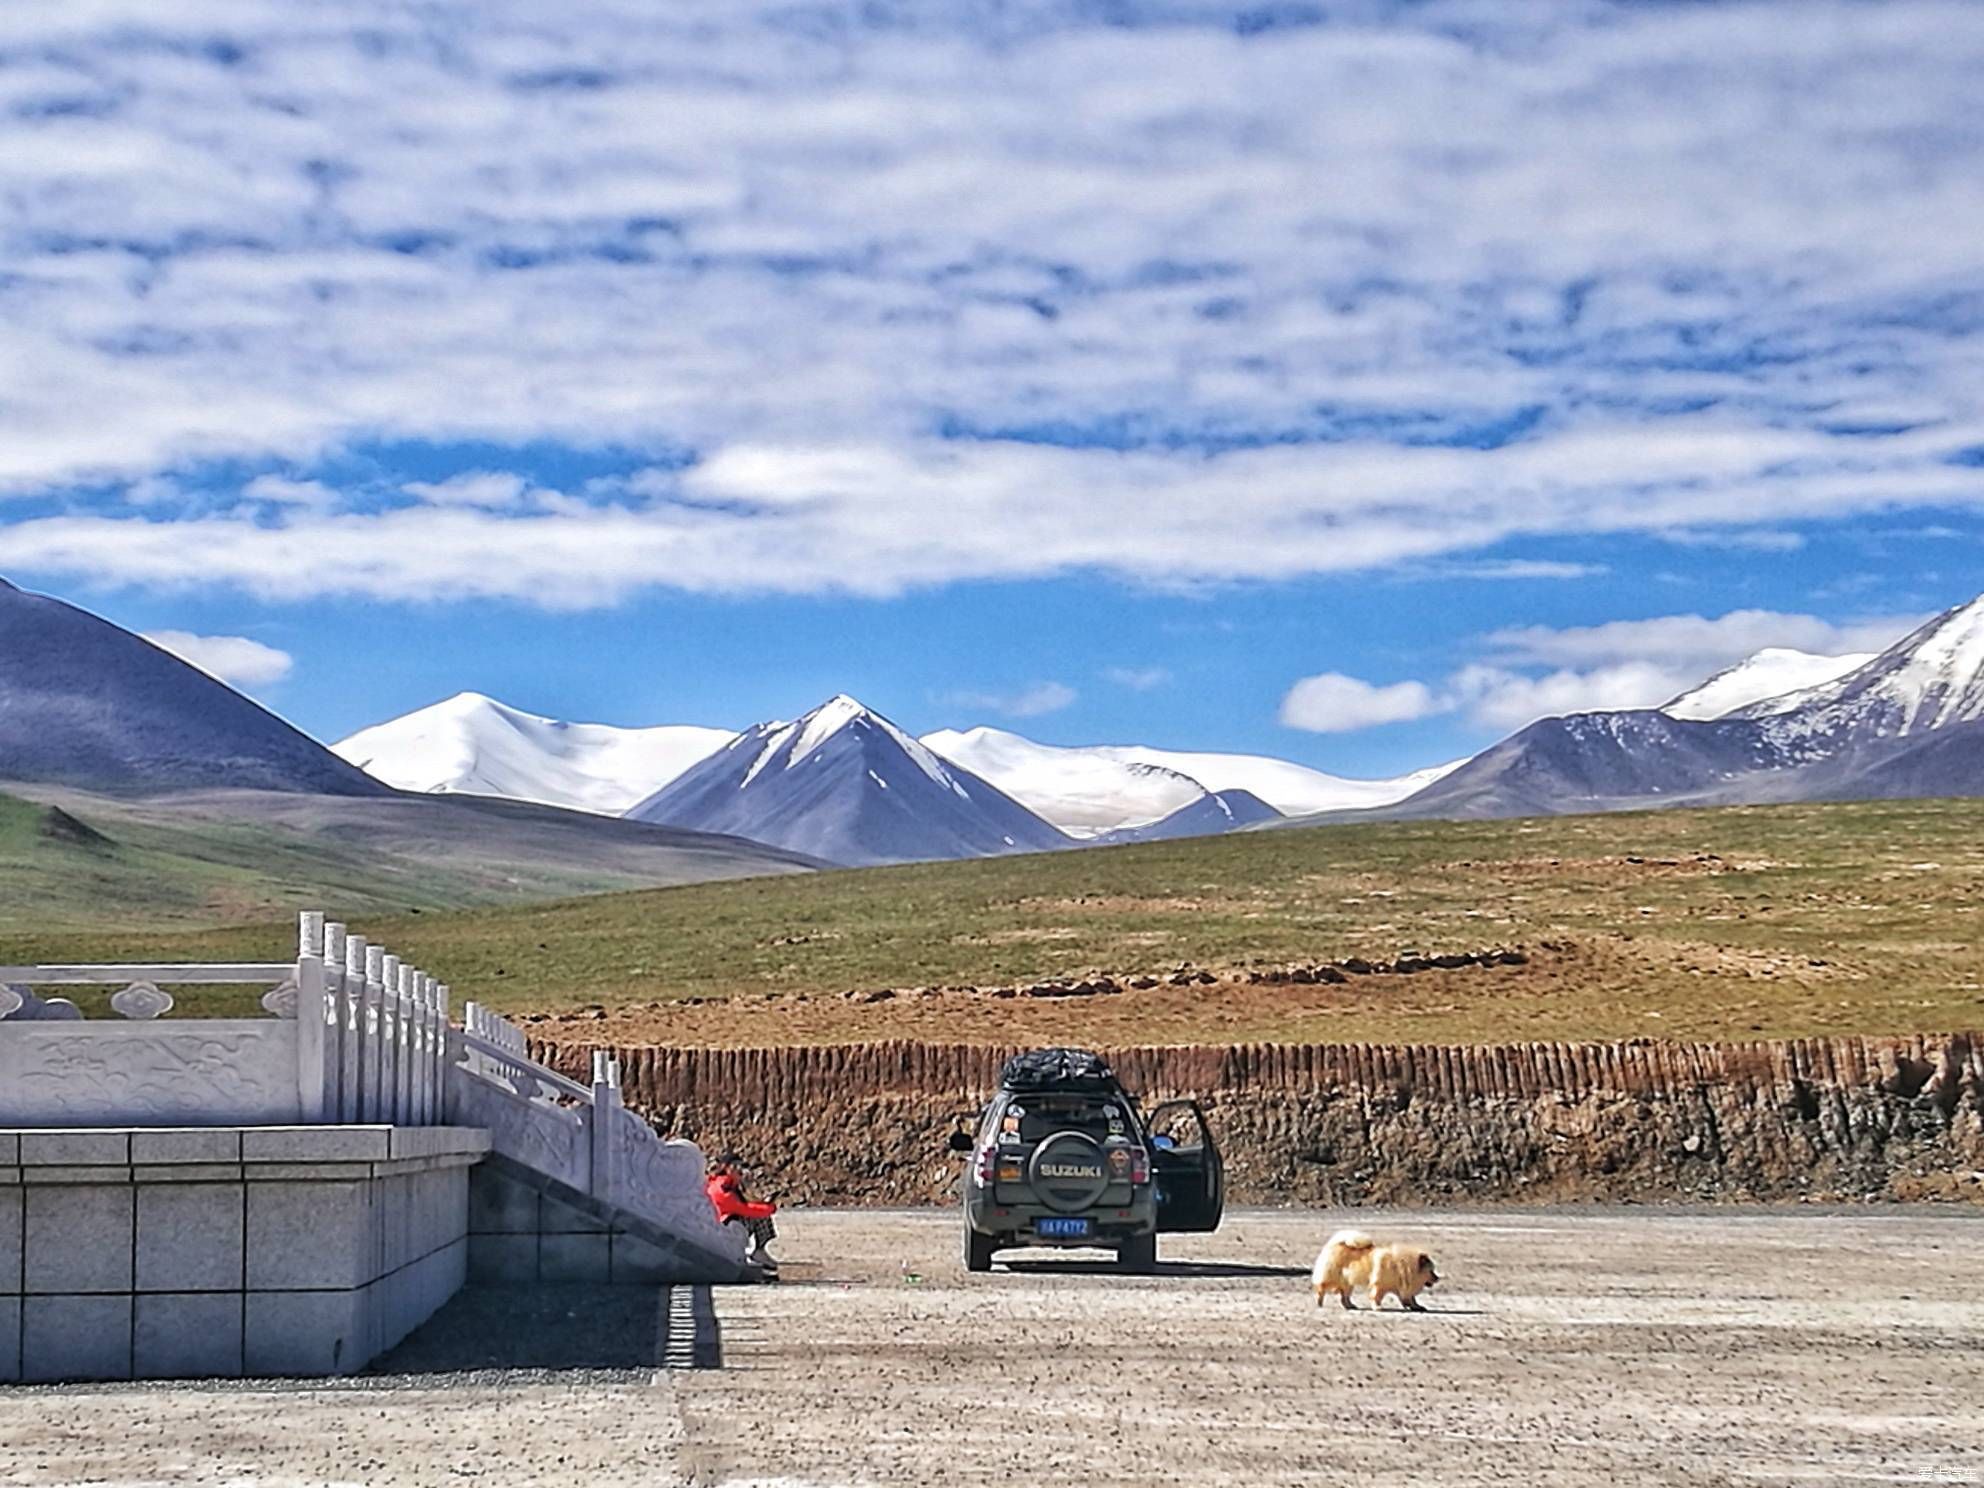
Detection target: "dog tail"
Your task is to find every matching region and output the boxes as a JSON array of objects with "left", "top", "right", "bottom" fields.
[{"left": 1313, "top": 1229, "right": 1376, "bottom": 1286}]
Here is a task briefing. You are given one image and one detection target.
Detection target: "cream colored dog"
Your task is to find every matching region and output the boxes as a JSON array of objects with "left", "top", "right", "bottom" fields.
[{"left": 1312, "top": 1230, "right": 1440, "bottom": 1311}]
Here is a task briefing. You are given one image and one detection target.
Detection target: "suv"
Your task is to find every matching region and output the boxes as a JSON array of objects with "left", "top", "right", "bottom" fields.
[{"left": 957, "top": 1047, "right": 1224, "bottom": 1273}]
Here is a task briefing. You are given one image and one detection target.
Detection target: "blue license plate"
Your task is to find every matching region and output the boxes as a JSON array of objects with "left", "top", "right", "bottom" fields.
[{"left": 1037, "top": 1217, "right": 1091, "bottom": 1239}]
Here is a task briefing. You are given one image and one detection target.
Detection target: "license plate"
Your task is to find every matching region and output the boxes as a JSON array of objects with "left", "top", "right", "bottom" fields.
[{"left": 1037, "top": 1217, "right": 1091, "bottom": 1239}]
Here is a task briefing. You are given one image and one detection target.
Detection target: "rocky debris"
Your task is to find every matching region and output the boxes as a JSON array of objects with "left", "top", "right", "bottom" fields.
[
  {"left": 545, "top": 944, "right": 1543, "bottom": 1029},
  {"left": 544, "top": 1031, "right": 1984, "bottom": 1210},
  {"left": 1246, "top": 947, "right": 1527, "bottom": 984}
]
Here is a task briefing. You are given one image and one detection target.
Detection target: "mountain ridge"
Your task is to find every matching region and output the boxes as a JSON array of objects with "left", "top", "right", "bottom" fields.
[
  {"left": 1382, "top": 595, "right": 1984, "bottom": 821},
  {"left": 923, "top": 724, "right": 1456, "bottom": 834},
  {"left": 0, "top": 576, "right": 385, "bottom": 798}
]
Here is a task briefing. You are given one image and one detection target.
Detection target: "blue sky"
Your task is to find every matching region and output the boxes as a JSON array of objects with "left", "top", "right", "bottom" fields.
[{"left": 0, "top": 1, "right": 1980, "bottom": 776}]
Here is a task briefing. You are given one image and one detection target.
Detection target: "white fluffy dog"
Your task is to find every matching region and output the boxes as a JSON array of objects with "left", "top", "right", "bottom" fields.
[{"left": 1312, "top": 1229, "right": 1440, "bottom": 1311}]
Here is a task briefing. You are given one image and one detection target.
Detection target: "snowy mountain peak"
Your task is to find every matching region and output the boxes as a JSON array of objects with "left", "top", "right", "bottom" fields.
[
  {"left": 1735, "top": 595, "right": 1984, "bottom": 739},
  {"left": 628, "top": 697, "right": 1066, "bottom": 866},
  {"left": 1661, "top": 647, "right": 1877, "bottom": 721},
  {"left": 736, "top": 695, "right": 972, "bottom": 797},
  {"left": 792, "top": 695, "right": 898, "bottom": 766}
]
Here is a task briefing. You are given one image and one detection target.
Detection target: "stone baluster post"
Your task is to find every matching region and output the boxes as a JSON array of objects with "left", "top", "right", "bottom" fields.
[
  {"left": 326, "top": 924, "right": 351, "bottom": 1121},
  {"left": 590, "top": 1050, "right": 620, "bottom": 1205},
  {"left": 362, "top": 944, "right": 386, "bottom": 1122},
  {"left": 424, "top": 975, "right": 443, "bottom": 1125},
  {"left": 296, "top": 911, "right": 330, "bottom": 1123},
  {"left": 395, "top": 965, "right": 416, "bottom": 1125},
  {"left": 409, "top": 974, "right": 428, "bottom": 1125},
  {"left": 436, "top": 983, "right": 454, "bottom": 1124},
  {"left": 345, "top": 934, "right": 370, "bottom": 1123},
  {"left": 379, "top": 953, "right": 402, "bottom": 1126}
]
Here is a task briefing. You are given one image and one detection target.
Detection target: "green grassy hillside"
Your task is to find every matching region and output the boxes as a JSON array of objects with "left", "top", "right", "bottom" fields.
[
  {"left": 9, "top": 796, "right": 1984, "bottom": 1042},
  {"left": 0, "top": 784, "right": 810, "bottom": 938}
]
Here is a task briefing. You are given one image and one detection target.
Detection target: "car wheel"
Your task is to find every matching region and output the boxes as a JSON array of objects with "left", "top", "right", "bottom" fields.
[
  {"left": 1117, "top": 1232, "right": 1157, "bottom": 1274},
  {"left": 964, "top": 1227, "right": 997, "bottom": 1273}
]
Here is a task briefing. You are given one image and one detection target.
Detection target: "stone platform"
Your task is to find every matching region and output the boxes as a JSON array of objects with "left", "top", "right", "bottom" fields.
[{"left": 0, "top": 1125, "right": 489, "bottom": 1382}]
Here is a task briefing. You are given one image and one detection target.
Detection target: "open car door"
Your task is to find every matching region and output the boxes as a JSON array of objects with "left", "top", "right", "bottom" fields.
[{"left": 1145, "top": 1099, "right": 1225, "bottom": 1233}]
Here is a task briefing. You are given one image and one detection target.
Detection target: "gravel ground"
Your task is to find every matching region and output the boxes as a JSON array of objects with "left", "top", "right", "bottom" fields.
[{"left": 5, "top": 1207, "right": 1983, "bottom": 1486}]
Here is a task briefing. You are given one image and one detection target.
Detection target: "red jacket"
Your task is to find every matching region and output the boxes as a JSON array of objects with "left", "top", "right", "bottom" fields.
[{"left": 707, "top": 1171, "right": 775, "bottom": 1223}]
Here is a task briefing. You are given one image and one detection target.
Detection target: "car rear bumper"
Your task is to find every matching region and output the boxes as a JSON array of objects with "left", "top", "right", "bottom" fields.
[{"left": 963, "top": 1193, "right": 1156, "bottom": 1239}]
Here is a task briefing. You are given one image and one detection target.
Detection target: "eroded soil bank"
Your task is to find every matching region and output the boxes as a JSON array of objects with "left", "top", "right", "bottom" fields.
[{"left": 540, "top": 1031, "right": 1984, "bottom": 1207}]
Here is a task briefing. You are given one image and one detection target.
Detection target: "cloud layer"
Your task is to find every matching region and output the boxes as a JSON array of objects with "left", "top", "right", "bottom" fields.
[{"left": 0, "top": 3, "right": 1979, "bottom": 602}]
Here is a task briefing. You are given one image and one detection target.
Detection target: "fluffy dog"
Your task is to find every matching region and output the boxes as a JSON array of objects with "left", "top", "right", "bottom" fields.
[{"left": 1312, "top": 1230, "right": 1439, "bottom": 1311}]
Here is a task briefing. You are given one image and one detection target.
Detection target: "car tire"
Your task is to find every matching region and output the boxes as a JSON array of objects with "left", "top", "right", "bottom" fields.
[
  {"left": 964, "top": 1227, "right": 997, "bottom": 1273},
  {"left": 1117, "top": 1232, "right": 1157, "bottom": 1274}
]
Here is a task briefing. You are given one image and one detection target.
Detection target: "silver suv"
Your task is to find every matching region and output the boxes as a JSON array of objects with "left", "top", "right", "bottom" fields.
[{"left": 956, "top": 1048, "right": 1224, "bottom": 1273}]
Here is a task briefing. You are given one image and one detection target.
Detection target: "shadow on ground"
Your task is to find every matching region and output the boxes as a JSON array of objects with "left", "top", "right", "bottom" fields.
[
  {"left": 999, "top": 1258, "right": 1314, "bottom": 1279},
  {"left": 367, "top": 1284, "right": 718, "bottom": 1374}
]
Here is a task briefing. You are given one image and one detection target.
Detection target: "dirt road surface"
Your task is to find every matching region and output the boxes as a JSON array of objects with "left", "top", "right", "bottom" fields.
[{"left": 4, "top": 1208, "right": 1982, "bottom": 1487}]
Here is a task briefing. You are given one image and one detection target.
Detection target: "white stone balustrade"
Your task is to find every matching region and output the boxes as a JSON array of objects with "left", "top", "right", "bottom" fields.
[
  {"left": 0, "top": 911, "right": 452, "bottom": 1130},
  {"left": 2, "top": 908, "right": 743, "bottom": 1300}
]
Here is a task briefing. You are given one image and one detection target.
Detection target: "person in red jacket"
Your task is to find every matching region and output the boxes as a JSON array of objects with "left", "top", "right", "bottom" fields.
[{"left": 707, "top": 1152, "right": 778, "bottom": 1273}]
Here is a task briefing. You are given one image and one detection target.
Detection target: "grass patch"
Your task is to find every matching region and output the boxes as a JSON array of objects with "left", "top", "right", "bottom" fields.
[{"left": 9, "top": 796, "right": 1984, "bottom": 1044}]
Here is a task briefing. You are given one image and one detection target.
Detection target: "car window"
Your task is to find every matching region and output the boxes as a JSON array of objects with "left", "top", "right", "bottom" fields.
[
  {"left": 1015, "top": 1096, "right": 1118, "bottom": 1143},
  {"left": 1146, "top": 1104, "right": 1204, "bottom": 1152}
]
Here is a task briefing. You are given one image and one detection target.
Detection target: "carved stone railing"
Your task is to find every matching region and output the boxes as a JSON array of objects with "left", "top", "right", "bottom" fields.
[
  {"left": 0, "top": 911, "right": 449, "bottom": 1128},
  {"left": 446, "top": 1003, "right": 742, "bottom": 1264}
]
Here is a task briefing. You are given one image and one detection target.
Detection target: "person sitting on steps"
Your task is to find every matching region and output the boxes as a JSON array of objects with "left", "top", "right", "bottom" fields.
[{"left": 706, "top": 1152, "right": 779, "bottom": 1274}]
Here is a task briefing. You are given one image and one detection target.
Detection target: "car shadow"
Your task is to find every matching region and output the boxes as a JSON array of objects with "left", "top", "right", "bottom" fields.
[{"left": 1000, "top": 1257, "right": 1314, "bottom": 1279}]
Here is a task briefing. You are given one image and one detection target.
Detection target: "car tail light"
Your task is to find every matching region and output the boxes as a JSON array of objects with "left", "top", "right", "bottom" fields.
[
  {"left": 975, "top": 1143, "right": 999, "bottom": 1186},
  {"left": 1129, "top": 1147, "right": 1150, "bottom": 1185}
]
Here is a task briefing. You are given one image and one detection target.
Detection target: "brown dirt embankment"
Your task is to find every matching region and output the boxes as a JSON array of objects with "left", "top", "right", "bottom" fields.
[{"left": 536, "top": 1031, "right": 1984, "bottom": 1208}]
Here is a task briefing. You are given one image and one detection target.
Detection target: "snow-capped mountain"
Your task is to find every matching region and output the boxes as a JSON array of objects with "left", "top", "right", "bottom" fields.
[
  {"left": 625, "top": 696, "right": 1070, "bottom": 866},
  {"left": 1737, "top": 597, "right": 1984, "bottom": 740},
  {"left": 1661, "top": 647, "right": 1876, "bottom": 721},
  {"left": 922, "top": 725, "right": 1457, "bottom": 836},
  {"left": 1389, "top": 593, "right": 1984, "bottom": 820},
  {"left": 333, "top": 692, "right": 733, "bottom": 815},
  {"left": 0, "top": 575, "right": 384, "bottom": 797}
]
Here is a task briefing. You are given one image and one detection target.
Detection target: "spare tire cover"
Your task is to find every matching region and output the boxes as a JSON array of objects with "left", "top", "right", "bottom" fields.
[{"left": 1028, "top": 1131, "right": 1110, "bottom": 1212}]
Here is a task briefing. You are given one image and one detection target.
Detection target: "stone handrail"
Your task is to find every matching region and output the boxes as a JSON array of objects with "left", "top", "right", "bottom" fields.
[{"left": 445, "top": 1001, "right": 739, "bottom": 1264}]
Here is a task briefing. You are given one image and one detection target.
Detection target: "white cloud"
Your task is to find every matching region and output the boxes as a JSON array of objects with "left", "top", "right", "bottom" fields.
[
  {"left": 1657, "top": 529, "right": 1807, "bottom": 553},
  {"left": 142, "top": 630, "right": 294, "bottom": 688},
  {"left": 0, "top": 5, "right": 1979, "bottom": 601},
  {"left": 942, "top": 682, "right": 1078, "bottom": 719},
  {"left": 1419, "top": 560, "right": 1610, "bottom": 582},
  {"left": 402, "top": 472, "right": 533, "bottom": 509},
  {"left": 1103, "top": 666, "right": 1171, "bottom": 691},
  {"left": 1444, "top": 662, "right": 1701, "bottom": 731},
  {"left": 1278, "top": 673, "right": 1441, "bottom": 734},
  {"left": 6, "top": 431, "right": 1976, "bottom": 604},
  {"left": 242, "top": 475, "right": 338, "bottom": 508}
]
